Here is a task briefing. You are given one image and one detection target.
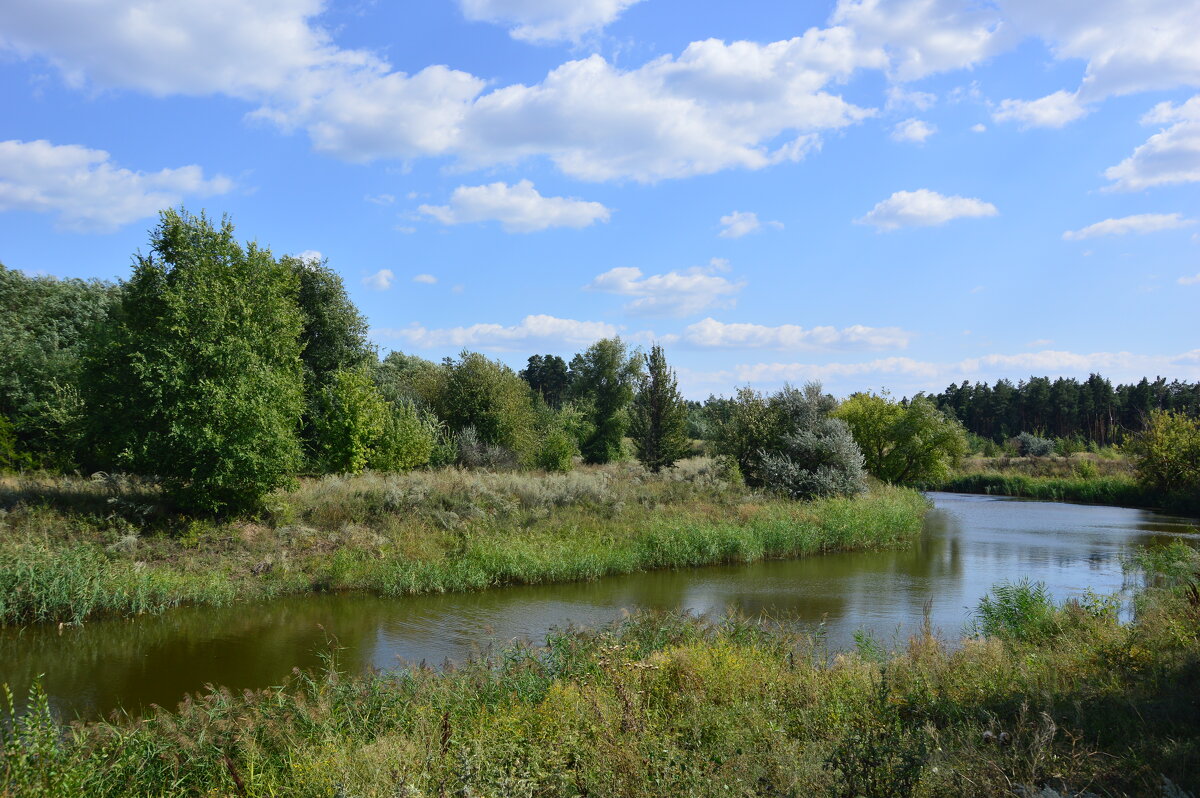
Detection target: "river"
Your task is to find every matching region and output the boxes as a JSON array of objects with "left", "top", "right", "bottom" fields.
[{"left": 1, "top": 492, "right": 1196, "bottom": 722}]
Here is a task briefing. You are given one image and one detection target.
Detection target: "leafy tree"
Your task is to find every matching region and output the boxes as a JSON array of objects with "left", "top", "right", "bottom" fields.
[
  {"left": 311, "top": 367, "right": 388, "bottom": 474},
  {"left": 758, "top": 383, "right": 866, "bottom": 500},
  {"left": 0, "top": 412, "right": 28, "bottom": 471},
  {"left": 569, "top": 338, "right": 641, "bottom": 464},
  {"left": 0, "top": 263, "right": 120, "bottom": 467},
  {"left": 1129, "top": 410, "right": 1200, "bottom": 496},
  {"left": 284, "top": 254, "right": 374, "bottom": 462},
  {"left": 628, "top": 345, "right": 690, "bottom": 472},
  {"left": 707, "top": 387, "right": 787, "bottom": 488},
  {"left": 371, "top": 399, "right": 437, "bottom": 472},
  {"left": 83, "top": 209, "right": 305, "bottom": 514},
  {"left": 435, "top": 351, "right": 537, "bottom": 462},
  {"left": 835, "top": 392, "right": 967, "bottom": 484},
  {"left": 375, "top": 350, "right": 445, "bottom": 410},
  {"left": 520, "top": 354, "right": 571, "bottom": 408}
]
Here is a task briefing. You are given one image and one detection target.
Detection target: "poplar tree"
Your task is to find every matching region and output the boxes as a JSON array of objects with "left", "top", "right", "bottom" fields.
[{"left": 629, "top": 345, "right": 690, "bottom": 472}]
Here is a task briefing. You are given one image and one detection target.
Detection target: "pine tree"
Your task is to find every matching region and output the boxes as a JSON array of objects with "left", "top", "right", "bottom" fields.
[{"left": 628, "top": 345, "right": 690, "bottom": 472}]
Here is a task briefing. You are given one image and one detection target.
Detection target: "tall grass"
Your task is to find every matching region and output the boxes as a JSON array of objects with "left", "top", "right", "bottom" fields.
[
  {"left": 0, "top": 460, "right": 929, "bottom": 626},
  {"left": 4, "top": 543, "right": 1198, "bottom": 797}
]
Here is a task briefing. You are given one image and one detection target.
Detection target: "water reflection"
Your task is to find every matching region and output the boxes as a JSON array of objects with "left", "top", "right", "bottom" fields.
[{"left": 1, "top": 493, "right": 1195, "bottom": 721}]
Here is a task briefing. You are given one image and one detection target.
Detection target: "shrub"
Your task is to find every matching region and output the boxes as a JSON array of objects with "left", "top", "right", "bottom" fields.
[
  {"left": 312, "top": 367, "right": 387, "bottom": 474},
  {"left": 1128, "top": 410, "right": 1200, "bottom": 496},
  {"left": 835, "top": 392, "right": 967, "bottom": 484},
  {"left": 973, "top": 579, "right": 1058, "bottom": 643},
  {"left": 1014, "top": 432, "right": 1055, "bottom": 457},
  {"left": 371, "top": 399, "right": 436, "bottom": 472},
  {"left": 759, "top": 383, "right": 867, "bottom": 500}
]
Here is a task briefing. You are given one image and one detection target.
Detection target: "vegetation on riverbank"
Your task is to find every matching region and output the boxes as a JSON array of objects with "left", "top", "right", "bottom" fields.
[
  {"left": 5, "top": 542, "right": 1198, "bottom": 797},
  {"left": 0, "top": 460, "right": 928, "bottom": 626}
]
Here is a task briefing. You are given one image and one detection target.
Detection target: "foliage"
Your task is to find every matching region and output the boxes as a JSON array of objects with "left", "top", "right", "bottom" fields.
[
  {"left": 706, "top": 387, "right": 787, "bottom": 488},
  {"left": 373, "top": 350, "right": 444, "bottom": 409},
  {"left": 371, "top": 398, "right": 436, "bottom": 472},
  {"left": 311, "top": 367, "right": 388, "bottom": 474},
  {"left": 628, "top": 344, "right": 690, "bottom": 472},
  {"left": 0, "top": 263, "right": 120, "bottom": 468},
  {"left": 1015, "top": 432, "right": 1056, "bottom": 457},
  {"left": 520, "top": 353, "right": 571, "bottom": 408},
  {"left": 758, "top": 383, "right": 867, "bottom": 500},
  {"left": 81, "top": 209, "right": 305, "bottom": 514},
  {"left": 1129, "top": 409, "right": 1200, "bottom": 496},
  {"left": 0, "top": 413, "right": 28, "bottom": 471},
  {"left": 973, "top": 579, "right": 1059, "bottom": 642},
  {"left": 836, "top": 392, "right": 968, "bottom": 484},
  {"left": 569, "top": 337, "right": 641, "bottom": 464},
  {"left": 435, "top": 351, "right": 538, "bottom": 463}
]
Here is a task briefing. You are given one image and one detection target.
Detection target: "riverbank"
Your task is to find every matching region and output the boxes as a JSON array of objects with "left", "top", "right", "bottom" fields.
[
  {"left": 5, "top": 543, "right": 1197, "bottom": 797},
  {"left": 923, "top": 455, "right": 1199, "bottom": 515},
  {"left": 0, "top": 459, "right": 928, "bottom": 626}
]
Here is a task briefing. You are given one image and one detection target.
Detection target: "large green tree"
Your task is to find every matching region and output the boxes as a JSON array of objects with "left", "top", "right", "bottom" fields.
[
  {"left": 835, "top": 392, "right": 967, "bottom": 484},
  {"left": 569, "top": 338, "right": 640, "bottom": 464},
  {"left": 1129, "top": 410, "right": 1200, "bottom": 496},
  {"left": 520, "top": 354, "right": 571, "bottom": 408},
  {"left": 628, "top": 345, "right": 690, "bottom": 472},
  {"left": 435, "top": 351, "right": 538, "bottom": 462},
  {"left": 83, "top": 210, "right": 305, "bottom": 513}
]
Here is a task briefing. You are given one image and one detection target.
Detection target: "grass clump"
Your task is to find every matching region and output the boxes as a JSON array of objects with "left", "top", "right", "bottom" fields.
[
  {"left": 4, "top": 544, "right": 1198, "bottom": 797},
  {"left": 0, "top": 459, "right": 928, "bottom": 626}
]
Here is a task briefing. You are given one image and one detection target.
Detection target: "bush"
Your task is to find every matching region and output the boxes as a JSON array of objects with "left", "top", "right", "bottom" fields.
[
  {"left": 371, "top": 399, "right": 436, "bottom": 472},
  {"left": 1014, "top": 432, "right": 1055, "bottom": 457},
  {"left": 311, "top": 367, "right": 387, "bottom": 474},
  {"left": 835, "top": 392, "right": 967, "bottom": 485},
  {"left": 759, "top": 383, "right": 867, "bottom": 500},
  {"left": 1128, "top": 410, "right": 1200, "bottom": 496},
  {"left": 534, "top": 428, "right": 577, "bottom": 472},
  {"left": 973, "top": 579, "right": 1058, "bottom": 643}
]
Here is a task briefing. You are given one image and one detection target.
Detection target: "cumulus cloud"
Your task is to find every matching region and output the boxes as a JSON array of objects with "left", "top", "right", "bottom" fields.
[
  {"left": 992, "top": 90, "right": 1088, "bottom": 129},
  {"left": 1063, "top": 213, "right": 1196, "bottom": 240},
  {"left": 1104, "top": 96, "right": 1200, "bottom": 191},
  {"left": 0, "top": 3, "right": 879, "bottom": 182},
  {"left": 294, "top": 249, "right": 323, "bottom": 261},
  {"left": 0, "top": 138, "right": 232, "bottom": 232},
  {"left": 682, "top": 318, "right": 912, "bottom": 350},
  {"left": 587, "top": 259, "right": 743, "bottom": 316},
  {"left": 830, "top": 0, "right": 1011, "bottom": 82},
  {"left": 1180, "top": 273, "right": 1200, "bottom": 286},
  {"left": 718, "top": 210, "right": 781, "bottom": 238},
  {"left": 885, "top": 85, "right": 936, "bottom": 111},
  {"left": 418, "top": 180, "right": 610, "bottom": 232},
  {"left": 890, "top": 117, "right": 936, "bottom": 142},
  {"left": 413, "top": 273, "right": 438, "bottom": 284},
  {"left": 457, "top": 0, "right": 644, "bottom": 43},
  {"left": 378, "top": 314, "right": 618, "bottom": 349},
  {"left": 856, "top": 189, "right": 998, "bottom": 231},
  {"left": 363, "top": 269, "right": 394, "bottom": 290}
]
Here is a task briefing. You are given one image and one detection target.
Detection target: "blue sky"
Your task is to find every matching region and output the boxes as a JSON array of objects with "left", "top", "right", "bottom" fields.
[{"left": 1, "top": 0, "right": 1198, "bottom": 397}]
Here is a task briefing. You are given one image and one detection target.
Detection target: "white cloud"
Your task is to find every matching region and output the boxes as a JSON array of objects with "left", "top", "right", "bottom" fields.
[
  {"left": 890, "top": 117, "right": 936, "bottom": 142},
  {"left": 1180, "top": 273, "right": 1200, "bottom": 286},
  {"left": 365, "top": 194, "right": 395, "bottom": 205},
  {"left": 885, "top": 85, "right": 936, "bottom": 110},
  {"left": 992, "top": 90, "right": 1088, "bottom": 129},
  {"left": 458, "top": 0, "right": 644, "bottom": 43},
  {"left": 294, "top": 249, "right": 323, "bottom": 261},
  {"left": 378, "top": 314, "right": 618, "bottom": 349},
  {"left": 1063, "top": 213, "right": 1196, "bottom": 240},
  {"left": 364, "top": 269, "right": 394, "bottom": 290},
  {"left": 588, "top": 259, "right": 743, "bottom": 316},
  {"left": 682, "top": 318, "right": 912, "bottom": 350},
  {"left": 830, "top": 0, "right": 1011, "bottom": 82},
  {"left": 0, "top": 139, "right": 232, "bottom": 232},
  {"left": 970, "top": 123, "right": 987, "bottom": 133},
  {"left": 1104, "top": 98, "right": 1200, "bottom": 191},
  {"left": 418, "top": 180, "right": 610, "bottom": 232},
  {"left": 413, "top": 273, "right": 438, "bottom": 284},
  {"left": 856, "top": 189, "right": 998, "bottom": 231},
  {"left": 718, "top": 210, "right": 782, "bottom": 239}
]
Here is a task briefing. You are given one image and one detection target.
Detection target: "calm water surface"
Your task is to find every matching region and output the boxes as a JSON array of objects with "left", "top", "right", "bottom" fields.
[{"left": 2, "top": 492, "right": 1196, "bottom": 721}]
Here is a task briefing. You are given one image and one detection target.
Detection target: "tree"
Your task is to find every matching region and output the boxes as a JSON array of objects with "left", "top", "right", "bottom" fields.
[
  {"left": 520, "top": 354, "right": 571, "bottom": 408},
  {"left": 0, "top": 263, "right": 120, "bottom": 467},
  {"left": 435, "top": 351, "right": 538, "bottom": 462},
  {"left": 1129, "top": 410, "right": 1200, "bottom": 496},
  {"left": 708, "top": 387, "right": 786, "bottom": 487},
  {"left": 284, "top": 255, "right": 374, "bottom": 463},
  {"left": 569, "top": 338, "right": 641, "bottom": 464},
  {"left": 375, "top": 350, "right": 445, "bottom": 410},
  {"left": 628, "top": 345, "right": 690, "bottom": 472},
  {"left": 371, "top": 399, "right": 437, "bottom": 473},
  {"left": 758, "top": 383, "right": 866, "bottom": 500},
  {"left": 83, "top": 209, "right": 305, "bottom": 514},
  {"left": 311, "top": 367, "right": 388, "bottom": 474},
  {"left": 835, "top": 392, "right": 968, "bottom": 484}
]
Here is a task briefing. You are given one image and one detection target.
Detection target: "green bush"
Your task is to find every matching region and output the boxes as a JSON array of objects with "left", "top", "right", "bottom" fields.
[
  {"left": 312, "top": 367, "right": 387, "bottom": 474},
  {"left": 371, "top": 399, "right": 436, "bottom": 472}
]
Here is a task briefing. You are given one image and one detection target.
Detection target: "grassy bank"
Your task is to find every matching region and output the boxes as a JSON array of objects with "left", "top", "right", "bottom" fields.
[
  {"left": 925, "top": 455, "right": 1199, "bottom": 515},
  {"left": 0, "top": 459, "right": 928, "bottom": 626},
  {"left": 5, "top": 544, "right": 1198, "bottom": 797}
]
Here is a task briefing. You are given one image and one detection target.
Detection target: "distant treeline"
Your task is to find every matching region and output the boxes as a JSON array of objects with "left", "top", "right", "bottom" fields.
[{"left": 927, "top": 376, "right": 1200, "bottom": 445}]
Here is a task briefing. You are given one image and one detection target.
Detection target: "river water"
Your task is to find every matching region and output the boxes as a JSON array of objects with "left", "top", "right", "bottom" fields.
[{"left": 2, "top": 492, "right": 1196, "bottom": 721}]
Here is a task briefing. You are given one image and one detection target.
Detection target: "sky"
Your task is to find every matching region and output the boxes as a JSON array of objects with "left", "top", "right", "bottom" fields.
[{"left": 1, "top": 0, "right": 1198, "bottom": 398}]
